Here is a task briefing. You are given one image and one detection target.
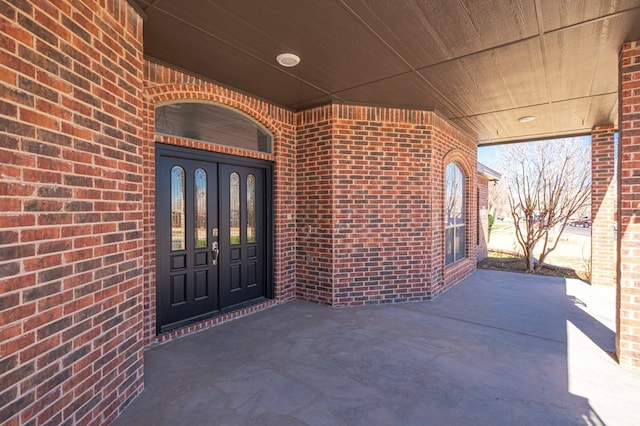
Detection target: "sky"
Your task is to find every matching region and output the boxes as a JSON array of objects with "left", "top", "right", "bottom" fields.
[
  {"left": 477, "top": 136, "right": 592, "bottom": 171},
  {"left": 477, "top": 144, "right": 503, "bottom": 169}
]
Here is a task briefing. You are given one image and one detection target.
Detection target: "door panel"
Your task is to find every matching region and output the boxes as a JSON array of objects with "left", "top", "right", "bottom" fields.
[
  {"left": 219, "top": 165, "right": 266, "bottom": 308},
  {"left": 156, "top": 155, "right": 218, "bottom": 330},
  {"left": 156, "top": 145, "right": 272, "bottom": 333}
]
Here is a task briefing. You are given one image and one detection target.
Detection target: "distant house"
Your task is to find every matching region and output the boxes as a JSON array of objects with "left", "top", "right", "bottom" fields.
[{"left": 477, "top": 163, "right": 501, "bottom": 261}]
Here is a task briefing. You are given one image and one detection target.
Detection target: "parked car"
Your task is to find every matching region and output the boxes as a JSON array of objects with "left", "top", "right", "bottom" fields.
[{"left": 570, "top": 216, "right": 592, "bottom": 227}]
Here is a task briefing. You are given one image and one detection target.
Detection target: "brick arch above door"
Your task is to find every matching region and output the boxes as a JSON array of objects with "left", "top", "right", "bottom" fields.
[{"left": 144, "top": 62, "right": 294, "bottom": 137}]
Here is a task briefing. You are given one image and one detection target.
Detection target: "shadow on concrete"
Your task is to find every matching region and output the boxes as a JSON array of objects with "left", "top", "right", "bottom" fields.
[{"left": 114, "top": 270, "right": 640, "bottom": 426}]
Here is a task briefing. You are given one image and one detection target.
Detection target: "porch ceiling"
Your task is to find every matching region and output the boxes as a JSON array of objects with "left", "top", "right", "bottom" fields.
[{"left": 131, "top": 0, "right": 640, "bottom": 145}]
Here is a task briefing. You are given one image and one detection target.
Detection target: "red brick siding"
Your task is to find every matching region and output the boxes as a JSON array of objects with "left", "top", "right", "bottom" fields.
[
  {"left": 618, "top": 41, "right": 640, "bottom": 367},
  {"left": 0, "top": 1, "right": 144, "bottom": 424},
  {"left": 331, "top": 106, "right": 431, "bottom": 305},
  {"left": 591, "top": 125, "right": 616, "bottom": 287},
  {"left": 295, "top": 107, "right": 335, "bottom": 304},
  {"left": 142, "top": 61, "right": 297, "bottom": 346},
  {"left": 477, "top": 176, "right": 490, "bottom": 262},
  {"left": 296, "top": 104, "right": 477, "bottom": 306}
]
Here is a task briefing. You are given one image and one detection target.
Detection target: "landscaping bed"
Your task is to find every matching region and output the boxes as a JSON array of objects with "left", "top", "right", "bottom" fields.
[{"left": 478, "top": 250, "right": 590, "bottom": 281}]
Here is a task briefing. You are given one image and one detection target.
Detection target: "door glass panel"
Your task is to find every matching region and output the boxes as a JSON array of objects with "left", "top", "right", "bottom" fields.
[
  {"left": 230, "top": 172, "right": 240, "bottom": 245},
  {"left": 171, "top": 166, "right": 186, "bottom": 251},
  {"left": 247, "top": 174, "right": 256, "bottom": 243},
  {"left": 194, "top": 168, "right": 207, "bottom": 248}
]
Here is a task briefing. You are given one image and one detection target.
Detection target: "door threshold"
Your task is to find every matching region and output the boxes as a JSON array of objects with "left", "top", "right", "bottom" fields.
[{"left": 157, "top": 297, "right": 274, "bottom": 337}]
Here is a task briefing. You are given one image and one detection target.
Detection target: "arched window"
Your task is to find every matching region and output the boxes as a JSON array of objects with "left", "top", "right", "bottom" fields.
[
  {"left": 445, "top": 162, "right": 466, "bottom": 265},
  {"left": 155, "top": 102, "right": 272, "bottom": 153}
]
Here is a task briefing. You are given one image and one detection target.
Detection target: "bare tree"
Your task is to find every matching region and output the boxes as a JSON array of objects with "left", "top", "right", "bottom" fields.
[{"left": 499, "top": 138, "right": 591, "bottom": 273}]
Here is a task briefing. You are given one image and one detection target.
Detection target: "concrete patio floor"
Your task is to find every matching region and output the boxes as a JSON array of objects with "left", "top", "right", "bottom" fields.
[{"left": 114, "top": 270, "right": 640, "bottom": 425}]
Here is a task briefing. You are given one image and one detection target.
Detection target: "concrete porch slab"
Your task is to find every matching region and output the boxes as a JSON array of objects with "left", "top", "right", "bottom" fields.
[{"left": 114, "top": 270, "right": 640, "bottom": 425}]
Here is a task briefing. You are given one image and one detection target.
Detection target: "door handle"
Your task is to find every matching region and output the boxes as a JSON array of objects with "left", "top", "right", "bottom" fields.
[{"left": 212, "top": 241, "right": 219, "bottom": 266}]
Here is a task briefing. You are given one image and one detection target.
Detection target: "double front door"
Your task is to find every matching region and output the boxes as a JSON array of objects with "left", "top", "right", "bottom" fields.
[{"left": 155, "top": 145, "right": 272, "bottom": 333}]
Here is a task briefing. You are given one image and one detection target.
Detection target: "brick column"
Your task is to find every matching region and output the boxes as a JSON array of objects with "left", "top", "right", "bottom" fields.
[
  {"left": 618, "top": 41, "right": 640, "bottom": 367},
  {"left": 591, "top": 125, "right": 616, "bottom": 287}
]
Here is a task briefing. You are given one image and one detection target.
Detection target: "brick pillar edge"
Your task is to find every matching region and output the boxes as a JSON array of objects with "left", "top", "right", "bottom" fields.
[
  {"left": 591, "top": 125, "right": 616, "bottom": 287},
  {"left": 617, "top": 40, "right": 640, "bottom": 367}
]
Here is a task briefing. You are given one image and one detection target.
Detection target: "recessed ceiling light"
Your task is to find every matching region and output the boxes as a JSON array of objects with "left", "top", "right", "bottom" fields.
[
  {"left": 518, "top": 116, "right": 535, "bottom": 123},
  {"left": 276, "top": 53, "right": 301, "bottom": 67}
]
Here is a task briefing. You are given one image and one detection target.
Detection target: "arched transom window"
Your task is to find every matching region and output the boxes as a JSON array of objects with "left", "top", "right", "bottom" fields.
[
  {"left": 445, "top": 162, "right": 466, "bottom": 265},
  {"left": 155, "top": 102, "right": 272, "bottom": 153}
]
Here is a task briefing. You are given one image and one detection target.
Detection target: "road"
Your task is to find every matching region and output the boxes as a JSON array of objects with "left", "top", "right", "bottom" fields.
[{"left": 563, "top": 225, "right": 591, "bottom": 238}]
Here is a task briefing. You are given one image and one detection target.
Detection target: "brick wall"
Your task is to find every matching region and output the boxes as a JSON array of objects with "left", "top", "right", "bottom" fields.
[
  {"left": 477, "top": 175, "right": 489, "bottom": 262},
  {"left": 618, "top": 40, "right": 640, "bottom": 367},
  {"left": 0, "top": 1, "right": 144, "bottom": 424},
  {"left": 295, "top": 107, "right": 335, "bottom": 304},
  {"left": 142, "top": 61, "right": 297, "bottom": 345},
  {"left": 330, "top": 105, "right": 432, "bottom": 305},
  {"left": 296, "top": 104, "right": 476, "bottom": 306},
  {"left": 591, "top": 125, "right": 616, "bottom": 287}
]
